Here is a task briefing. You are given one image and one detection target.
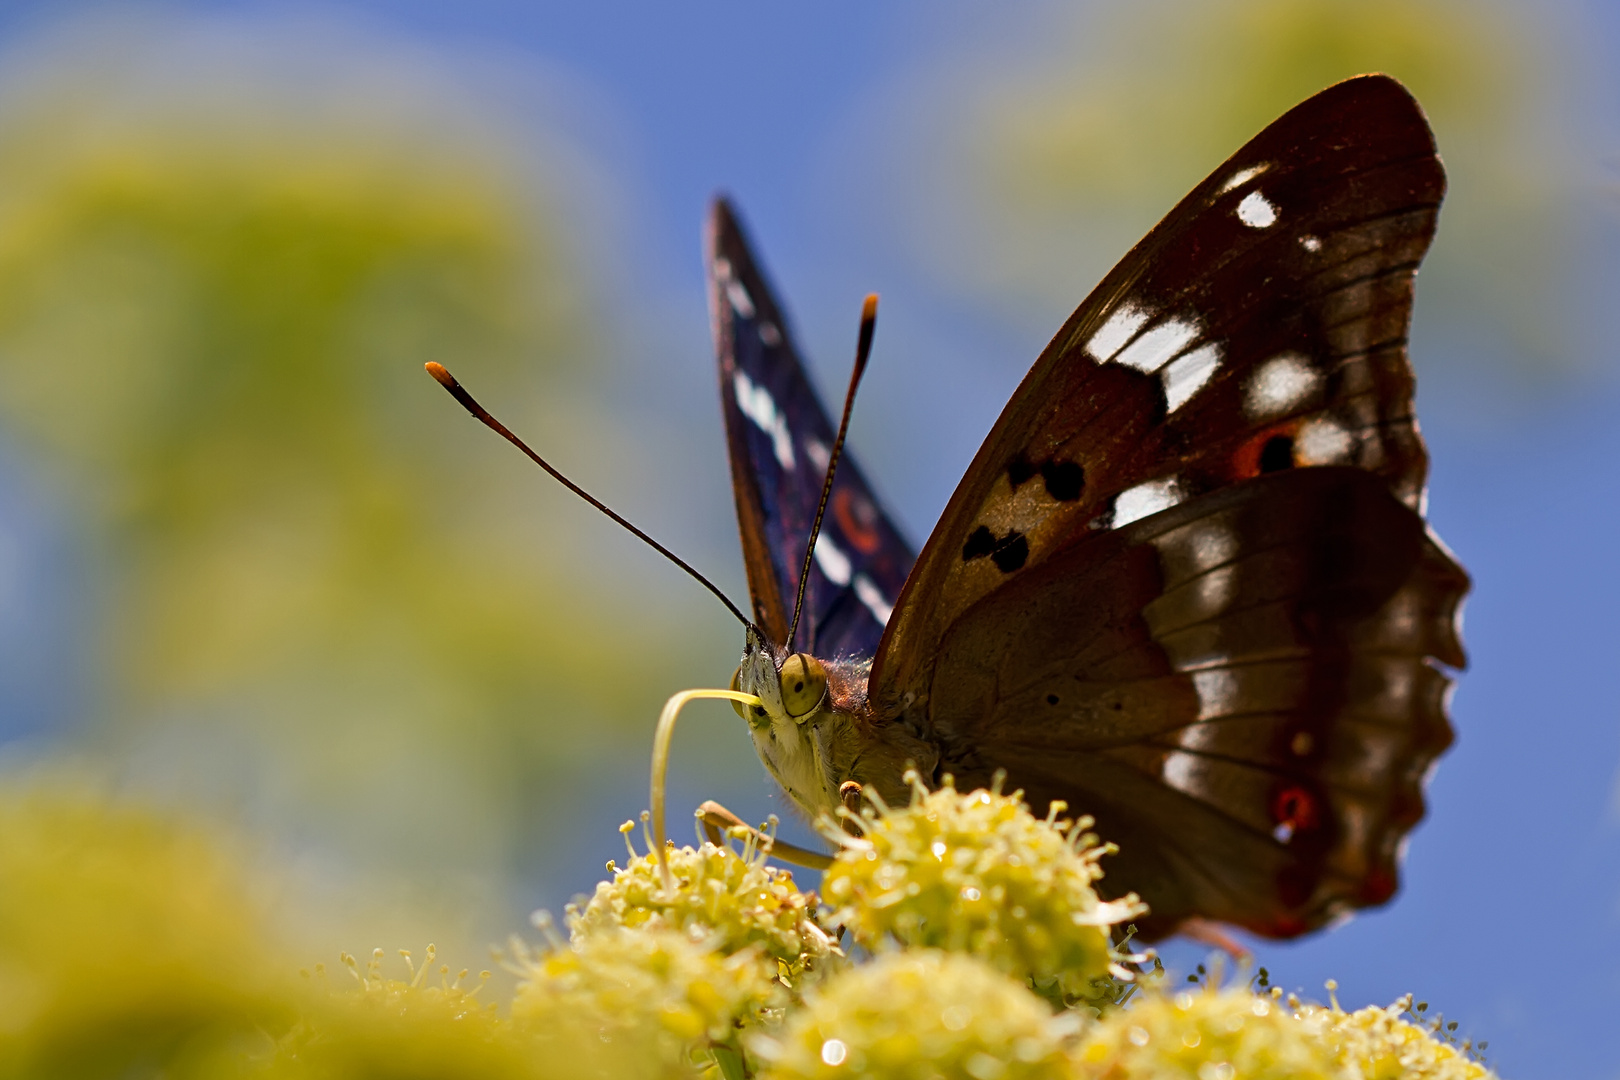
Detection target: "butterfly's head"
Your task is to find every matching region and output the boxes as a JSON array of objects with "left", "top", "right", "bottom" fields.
[
  {"left": 729, "top": 631, "right": 840, "bottom": 814},
  {"left": 729, "top": 633, "right": 829, "bottom": 731}
]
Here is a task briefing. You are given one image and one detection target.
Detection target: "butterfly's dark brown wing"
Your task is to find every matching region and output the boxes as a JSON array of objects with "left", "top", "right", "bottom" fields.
[
  {"left": 868, "top": 74, "right": 1469, "bottom": 936},
  {"left": 924, "top": 467, "right": 1465, "bottom": 937},
  {"left": 707, "top": 200, "right": 914, "bottom": 657}
]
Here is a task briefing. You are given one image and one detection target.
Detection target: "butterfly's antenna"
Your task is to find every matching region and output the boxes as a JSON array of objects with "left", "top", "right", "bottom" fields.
[
  {"left": 425, "top": 362, "right": 755, "bottom": 632},
  {"left": 785, "top": 294, "right": 878, "bottom": 653}
]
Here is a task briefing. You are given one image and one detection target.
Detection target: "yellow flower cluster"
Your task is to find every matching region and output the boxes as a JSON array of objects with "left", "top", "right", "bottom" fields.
[
  {"left": 0, "top": 780, "right": 1500, "bottom": 1080},
  {"left": 1071, "top": 985, "right": 1498, "bottom": 1080},
  {"left": 751, "top": 949, "right": 1082, "bottom": 1080},
  {"left": 1077, "top": 987, "right": 1340, "bottom": 1079},
  {"left": 820, "top": 773, "right": 1145, "bottom": 1004},
  {"left": 511, "top": 926, "right": 777, "bottom": 1078},
  {"left": 570, "top": 818, "right": 840, "bottom": 985},
  {"left": 1303, "top": 993, "right": 1493, "bottom": 1080}
]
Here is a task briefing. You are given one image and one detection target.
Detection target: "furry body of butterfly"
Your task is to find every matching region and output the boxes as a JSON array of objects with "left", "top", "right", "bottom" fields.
[{"left": 710, "top": 74, "right": 1468, "bottom": 941}]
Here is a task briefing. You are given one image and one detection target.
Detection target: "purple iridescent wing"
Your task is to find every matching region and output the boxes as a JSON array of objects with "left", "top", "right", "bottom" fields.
[{"left": 706, "top": 198, "right": 914, "bottom": 659}]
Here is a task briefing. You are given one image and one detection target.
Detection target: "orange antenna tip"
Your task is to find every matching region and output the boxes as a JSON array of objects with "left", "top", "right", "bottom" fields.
[
  {"left": 862, "top": 293, "right": 878, "bottom": 319},
  {"left": 424, "top": 361, "right": 455, "bottom": 387}
]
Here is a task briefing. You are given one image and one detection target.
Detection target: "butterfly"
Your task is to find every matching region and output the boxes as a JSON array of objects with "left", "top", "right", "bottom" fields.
[{"left": 706, "top": 74, "right": 1468, "bottom": 941}]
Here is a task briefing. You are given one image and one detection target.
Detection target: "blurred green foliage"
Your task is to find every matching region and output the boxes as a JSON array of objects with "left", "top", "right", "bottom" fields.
[
  {"left": 901, "top": 0, "right": 1576, "bottom": 384},
  {"left": 0, "top": 22, "right": 731, "bottom": 948}
]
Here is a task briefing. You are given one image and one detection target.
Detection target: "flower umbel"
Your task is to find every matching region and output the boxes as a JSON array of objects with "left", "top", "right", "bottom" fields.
[
  {"left": 751, "top": 949, "right": 1083, "bottom": 1080},
  {"left": 511, "top": 922, "right": 778, "bottom": 1077},
  {"left": 821, "top": 772, "right": 1145, "bottom": 1005},
  {"left": 1300, "top": 988, "right": 1495, "bottom": 1080},
  {"left": 1077, "top": 985, "right": 1340, "bottom": 1080},
  {"left": 570, "top": 814, "right": 839, "bottom": 987}
]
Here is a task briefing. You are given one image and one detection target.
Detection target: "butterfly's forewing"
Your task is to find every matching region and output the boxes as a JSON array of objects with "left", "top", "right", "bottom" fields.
[
  {"left": 867, "top": 74, "right": 1469, "bottom": 936},
  {"left": 871, "top": 74, "right": 1447, "bottom": 701},
  {"left": 707, "top": 200, "right": 914, "bottom": 659}
]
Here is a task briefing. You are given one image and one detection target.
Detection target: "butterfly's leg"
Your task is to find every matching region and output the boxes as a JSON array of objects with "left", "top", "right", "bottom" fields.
[
  {"left": 700, "top": 812, "right": 726, "bottom": 848},
  {"left": 838, "top": 781, "right": 865, "bottom": 837},
  {"left": 697, "top": 800, "right": 834, "bottom": 870}
]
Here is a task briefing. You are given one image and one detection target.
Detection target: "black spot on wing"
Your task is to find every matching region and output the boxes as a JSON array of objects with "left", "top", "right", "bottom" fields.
[
  {"left": 961, "top": 525, "right": 1030, "bottom": 574},
  {"left": 991, "top": 532, "right": 1029, "bottom": 573},
  {"left": 1007, "top": 455, "right": 1036, "bottom": 488},
  {"left": 962, "top": 526, "right": 996, "bottom": 561},
  {"left": 1040, "top": 460, "right": 1086, "bottom": 501},
  {"left": 1260, "top": 435, "right": 1295, "bottom": 473}
]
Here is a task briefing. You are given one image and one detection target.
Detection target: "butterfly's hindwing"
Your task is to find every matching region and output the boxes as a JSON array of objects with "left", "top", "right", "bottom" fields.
[
  {"left": 924, "top": 467, "right": 1465, "bottom": 936},
  {"left": 707, "top": 202, "right": 914, "bottom": 659}
]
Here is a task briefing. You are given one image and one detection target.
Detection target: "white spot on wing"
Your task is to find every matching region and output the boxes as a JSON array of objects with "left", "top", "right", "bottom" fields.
[
  {"left": 1296, "top": 416, "right": 1353, "bottom": 464},
  {"left": 1187, "top": 525, "right": 1236, "bottom": 571},
  {"left": 1245, "top": 353, "right": 1320, "bottom": 419},
  {"left": 726, "top": 279, "right": 756, "bottom": 318},
  {"left": 1380, "top": 589, "right": 1420, "bottom": 643},
  {"left": 1379, "top": 664, "right": 1415, "bottom": 713},
  {"left": 853, "top": 574, "right": 893, "bottom": 625},
  {"left": 1084, "top": 302, "right": 1149, "bottom": 362},
  {"left": 1193, "top": 668, "right": 1237, "bottom": 721},
  {"left": 1197, "top": 565, "right": 1237, "bottom": 611},
  {"left": 1175, "top": 718, "right": 1220, "bottom": 753},
  {"left": 1113, "top": 478, "right": 1184, "bottom": 527},
  {"left": 1160, "top": 750, "right": 1205, "bottom": 796},
  {"left": 1161, "top": 342, "right": 1222, "bottom": 413},
  {"left": 1114, "top": 317, "right": 1200, "bottom": 373},
  {"left": 813, "top": 534, "right": 852, "bottom": 586},
  {"left": 1236, "top": 190, "right": 1279, "bottom": 228},
  {"left": 803, "top": 437, "right": 831, "bottom": 475},
  {"left": 1300, "top": 235, "right": 1322, "bottom": 252},
  {"left": 1219, "top": 164, "right": 1269, "bottom": 193},
  {"left": 732, "top": 371, "right": 795, "bottom": 470}
]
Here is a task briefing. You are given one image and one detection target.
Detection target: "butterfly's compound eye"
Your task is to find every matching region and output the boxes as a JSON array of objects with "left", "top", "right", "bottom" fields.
[
  {"left": 779, "top": 653, "right": 828, "bottom": 719},
  {"left": 729, "top": 665, "right": 749, "bottom": 720}
]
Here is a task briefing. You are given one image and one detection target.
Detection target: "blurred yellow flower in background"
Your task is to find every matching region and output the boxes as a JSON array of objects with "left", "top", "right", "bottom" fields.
[{"left": 0, "top": 781, "right": 290, "bottom": 1077}]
